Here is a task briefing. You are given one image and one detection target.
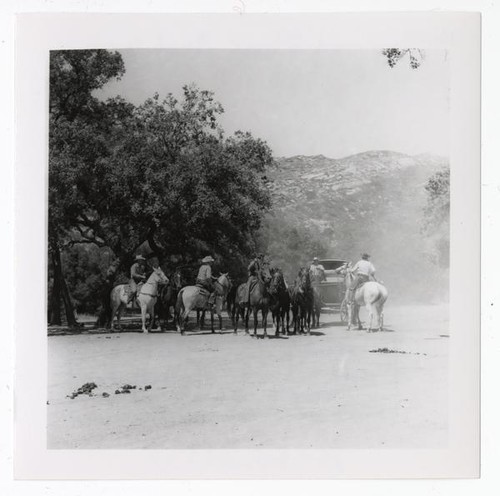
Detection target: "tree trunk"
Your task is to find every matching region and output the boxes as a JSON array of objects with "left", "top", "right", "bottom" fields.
[
  {"left": 96, "top": 275, "right": 115, "bottom": 329},
  {"left": 50, "top": 240, "right": 79, "bottom": 328},
  {"left": 60, "top": 269, "right": 78, "bottom": 327},
  {"left": 49, "top": 249, "right": 62, "bottom": 325}
]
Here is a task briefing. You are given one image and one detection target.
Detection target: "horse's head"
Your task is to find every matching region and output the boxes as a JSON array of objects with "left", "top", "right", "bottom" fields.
[
  {"left": 152, "top": 266, "right": 169, "bottom": 285},
  {"left": 341, "top": 262, "right": 357, "bottom": 288},
  {"left": 269, "top": 268, "right": 284, "bottom": 295},
  {"left": 172, "top": 269, "right": 183, "bottom": 289},
  {"left": 303, "top": 268, "right": 311, "bottom": 289},
  {"left": 293, "top": 267, "right": 307, "bottom": 294},
  {"left": 214, "top": 272, "right": 230, "bottom": 296},
  {"left": 259, "top": 262, "right": 272, "bottom": 285}
]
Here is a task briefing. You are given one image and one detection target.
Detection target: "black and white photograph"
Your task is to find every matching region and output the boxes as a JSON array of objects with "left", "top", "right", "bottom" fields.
[
  {"left": 12, "top": 11, "right": 481, "bottom": 481},
  {"left": 46, "top": 46, "right": 451, "bottom": 450}
]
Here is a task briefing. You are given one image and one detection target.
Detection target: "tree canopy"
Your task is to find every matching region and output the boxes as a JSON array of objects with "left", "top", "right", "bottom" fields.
[
  {"left": 382, "top": 48, "right": 424, "bottom": 69},
  {"left": 49, "top": 49, "right": 275, "bottom": 317},
  {"left": 422, "top": 168, "right": 450, "bottom": 268}
]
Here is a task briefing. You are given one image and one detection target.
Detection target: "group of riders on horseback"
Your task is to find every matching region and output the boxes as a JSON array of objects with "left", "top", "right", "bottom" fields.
[{"left": 113, "top": 249, "right": 387, "bottom": 336}]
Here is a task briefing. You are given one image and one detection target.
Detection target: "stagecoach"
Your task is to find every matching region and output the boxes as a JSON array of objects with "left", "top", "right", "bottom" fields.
[{"left": 316, "top": 258, "right": 348, "bottom": 322}]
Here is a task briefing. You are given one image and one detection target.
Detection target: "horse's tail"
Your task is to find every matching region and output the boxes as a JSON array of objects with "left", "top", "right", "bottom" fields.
[
  {"left": 372, "top": 283, "right": 388, "bottom": 306},
  {"left": 110, "top": 284, "right": 125, "bottom": 307},
  {"left": 175, "top": 288, "right": 185, "bottom": 322}
]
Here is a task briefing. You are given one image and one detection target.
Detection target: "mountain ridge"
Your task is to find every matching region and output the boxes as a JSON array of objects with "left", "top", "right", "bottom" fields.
[{"left": 262, "top": 149, "right": 449, "bottom": 302}]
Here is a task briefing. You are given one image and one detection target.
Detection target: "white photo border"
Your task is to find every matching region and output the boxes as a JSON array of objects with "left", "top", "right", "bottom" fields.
[{"left": 14, "top": 12, "right": 480, "bottom": 480}]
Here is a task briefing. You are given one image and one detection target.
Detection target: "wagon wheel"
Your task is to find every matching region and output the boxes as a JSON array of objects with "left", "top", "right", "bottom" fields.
[{"left": 340, "top": 299, "right": 348, "bottom": 323}]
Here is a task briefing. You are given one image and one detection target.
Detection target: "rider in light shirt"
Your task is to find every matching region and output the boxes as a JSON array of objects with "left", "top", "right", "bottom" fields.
[
  {"left": 309, "top": 257, "right": 326, "bottom": 286},
  {"left": 349, "top": 253, "right": 377, "bottom": 301},
  {"left": 196, "top": 255, "right": 217, "bottom": 305},
  {"left": 128, "top": 255, "right": 147, "bottom": 303}
]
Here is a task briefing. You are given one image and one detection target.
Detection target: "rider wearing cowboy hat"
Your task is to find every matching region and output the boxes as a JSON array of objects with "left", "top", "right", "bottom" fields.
[
  {"left": 128, "top": 254, "right": 147, "bottom": 303},
  {"left": 196, "top": 255, "right": 217, "bottom": 304},
  {"left": 244, "top": 253, "right": 266, "bottom": 304},
  {"left": 309, "top": 256, "right": 326, "bottom": 287},
  {"left": 348, "top": 253, "right": 377, "bottom": 301}
]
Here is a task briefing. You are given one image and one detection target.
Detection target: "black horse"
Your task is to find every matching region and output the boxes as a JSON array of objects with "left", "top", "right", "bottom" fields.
[
  {"left": 226, "top": 281, "right": 238, "bottom": 321},
  {"left": 289, "top": 267, "right": 313, "bottom": 335},
  {"left": 269, "top": 268, "right": 290, "bottom": 336},
  {"left": 153, "top": 269, "right": 183, "bottom": 331},
  {"left": 311, "top": 284, "right": 322, "bottom": 328}
]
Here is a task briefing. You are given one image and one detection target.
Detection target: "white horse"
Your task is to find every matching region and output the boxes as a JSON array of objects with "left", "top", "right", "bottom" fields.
[
  {"left": 175, "top": 274, "right": 231, "bottom": 335},
  {"left": 341, "top": 263, "right": 388, "bottom": 332},
  {"left": 110, "top": 267, "right": 169, "bottom": 333}
]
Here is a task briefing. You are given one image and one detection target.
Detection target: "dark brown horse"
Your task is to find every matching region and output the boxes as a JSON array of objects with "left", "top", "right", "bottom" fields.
[
  {"left": 289, "top": 267, "right": 313, "bottom": 335},
  {"left": 311, "top": 285, "right": 322, "bottom": 328},
  {"left": 153, "top": 269, "right": 184, "bottom": 331},
  {"left": 233, "top": 262, "right": 272, "bottom": 337},
  {"left": 269, "top": 268, "right": 290, "bottom": 336},
  {"left": 226, "top": 281, "right": 238, "bottom": 322}
]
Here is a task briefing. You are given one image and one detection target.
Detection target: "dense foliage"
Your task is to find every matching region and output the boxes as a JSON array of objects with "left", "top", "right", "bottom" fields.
[
  {"left": 382, "top": 48, "right": 424, "bottom": 69},
  {"left": 422, "top": 168, "right": 450, "bottom": 268},
  {"left": 49, "top": 50, "right": 273, "bottom": 323}
]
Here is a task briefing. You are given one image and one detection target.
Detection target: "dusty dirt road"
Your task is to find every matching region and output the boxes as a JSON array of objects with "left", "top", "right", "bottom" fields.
[{"left": 47, "top": 304, "right": 449, "bottom": 449}]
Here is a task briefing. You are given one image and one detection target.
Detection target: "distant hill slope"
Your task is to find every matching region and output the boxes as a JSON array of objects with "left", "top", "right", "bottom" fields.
[{"left": 263, "top": 151, "right": 449, "bottom": 302}]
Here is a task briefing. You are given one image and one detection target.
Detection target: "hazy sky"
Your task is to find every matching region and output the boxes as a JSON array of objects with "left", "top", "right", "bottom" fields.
[{"left": 97, "top": 49, "right": 449, "bottom": 158}]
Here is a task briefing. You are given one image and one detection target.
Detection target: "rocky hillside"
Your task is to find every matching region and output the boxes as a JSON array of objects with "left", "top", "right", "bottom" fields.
[{"left": 263, "top": 151, "right": 449, "bottom": 302}]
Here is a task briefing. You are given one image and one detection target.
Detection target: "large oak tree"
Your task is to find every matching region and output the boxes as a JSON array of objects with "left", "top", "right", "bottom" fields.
[{"left": 49, "top": 50, "right": 273, "bottom": 327}]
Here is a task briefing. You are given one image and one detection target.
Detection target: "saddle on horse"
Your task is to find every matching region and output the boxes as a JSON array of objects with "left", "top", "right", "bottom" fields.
[
  {"left": 348, "top": 273, "right": 370, "bottom": 302},
  {"left": 127, "top": 280, "right": 144, "bottom": 304},
  {"left": 195, "top": 280, "right": 216, "bottom": 307},
  {"left": 243, "top": 276, "right": 260, "bottom": 304}
]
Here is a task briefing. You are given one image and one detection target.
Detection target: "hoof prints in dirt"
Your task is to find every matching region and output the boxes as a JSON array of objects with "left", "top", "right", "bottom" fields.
[{"left": 369, "top": 347, "right": 427, "bottom": 356}]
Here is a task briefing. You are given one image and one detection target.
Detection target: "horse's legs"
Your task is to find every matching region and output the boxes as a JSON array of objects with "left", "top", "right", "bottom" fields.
[
  {"left": 210, "top": 309, "right": 215, "bottom": 333},
  {"left": 180, "top": 309, "right": 190, "bottom": 335},
  {"left": 263, "top": 309, "right": 269, "bottom": 338},
  {"left": 110, "top": 302, "right": 118, "bottom": 332},
  {"left": 233, "top": 304, "right": 239, "bottom": 334},
  {"left": 245, "top": 306, "right": 250, "bottom": 334},
  {"left": 140, "top": 303, "right": 148, "bottom": 333},
  {"left": 177, "top": 311, "right": 183, "bottom": 334},
  {"left": 115, "top": 304, "right": 123, "bottom": 332},
  {"left": 285, "top": 307, "right": 290, "bottom": 336},
  {"left": 231, "top": 304, "right": 236, "bottom": 327},
  {"left": 378, "top": 304, "right": 384, "bottom": 331},
  {"left": 292, "top": 306, "right": 300, "bottom": 334},
  {"left": 148, "top": 304, "right": 155, "bottom": 332},
  {"left": 252, "top": 307, "right": 259, "bottom": 337},
  {"left": 356, "top": 305, "right": 363, "bottom": 331},
  {"left": 367, "top": 303, "right": 379, "bottom": 332}
]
